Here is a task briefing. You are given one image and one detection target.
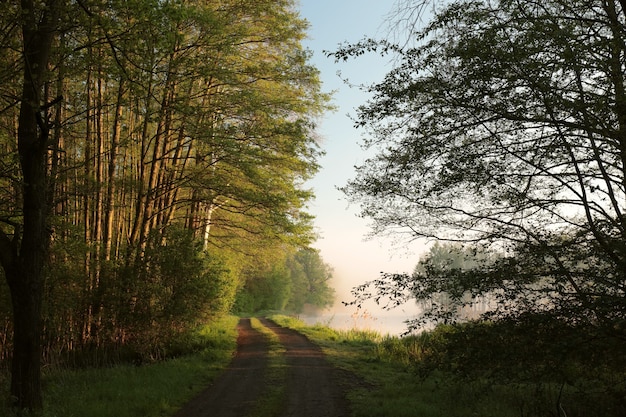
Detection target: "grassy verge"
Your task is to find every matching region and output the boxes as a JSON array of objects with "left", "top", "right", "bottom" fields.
[
  {"left": 246, "top": 318, "right": 286, "bottom": 417},
  {"left": 1, "top": 315, "right": 239, "bottom": 417},
  {"left": 268, "top": 314, "right": 621, "bottom": 417}
]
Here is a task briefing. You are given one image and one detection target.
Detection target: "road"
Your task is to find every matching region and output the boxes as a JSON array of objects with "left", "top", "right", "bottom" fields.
[{"left": 173, "top": 318, "right": 352, "bottom": 417}]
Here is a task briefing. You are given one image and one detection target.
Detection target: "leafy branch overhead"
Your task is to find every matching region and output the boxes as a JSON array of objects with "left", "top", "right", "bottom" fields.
[{"left": 333, "top": 0, "right": 626, "bottom": 329}]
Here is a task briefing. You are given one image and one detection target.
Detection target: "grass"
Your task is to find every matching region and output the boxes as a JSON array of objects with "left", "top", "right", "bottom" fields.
[
  {"left": 269, "top": 314, "right": 437, "bottom": 416},
  {"left": 4, "top": 314, "right": 621, "bottom": 417},
  {"left": 269, "top": 314, "right": 622, "bottom": 417},
  {"left": 1, "top": 315, "right": 239, "bottom": 417},
  {"left": 246, "top": 317, "right": 286, "bottom": 417}
]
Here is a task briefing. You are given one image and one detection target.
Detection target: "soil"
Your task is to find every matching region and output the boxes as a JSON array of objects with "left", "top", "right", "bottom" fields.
[{"left": 173, "top": 317, "right": 353, "bottom": 417}]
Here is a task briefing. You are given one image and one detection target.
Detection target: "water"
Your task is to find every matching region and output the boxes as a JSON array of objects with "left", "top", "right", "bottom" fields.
[{"left": 299, "top": 307, "right": 422, "bottom": 336}]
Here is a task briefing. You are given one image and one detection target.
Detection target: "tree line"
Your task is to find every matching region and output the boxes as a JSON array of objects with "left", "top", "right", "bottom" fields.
[
  {"left": 337, "top": 0, "right": 626, "bottom": 411},
  {"left": 0, "top": 0, "right": 332, "bottom": 410}
]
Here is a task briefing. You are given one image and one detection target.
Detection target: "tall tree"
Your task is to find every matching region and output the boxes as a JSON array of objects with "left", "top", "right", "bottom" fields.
[
  {"left": 0, "top": 0, "right": 61, "bottom": 409},
  {"left": 0, "top": 0, "right": 329, "bottom": 397},
  {"left": 333, "top": 0, "right": 626, "bottom": 327}
]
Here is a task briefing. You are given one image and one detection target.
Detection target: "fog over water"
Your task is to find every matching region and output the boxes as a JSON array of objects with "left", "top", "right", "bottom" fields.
[
  {"left": 300, "top": 312, "right": 420, "bottom": 336},
  {"left": 300, "top": 298, "right": 424, "bottom": 336}
]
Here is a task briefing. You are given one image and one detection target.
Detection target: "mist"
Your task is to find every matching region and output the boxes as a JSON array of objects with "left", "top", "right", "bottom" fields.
[{"left": 300, "top": 256, "right": 424, "bottom": 336}]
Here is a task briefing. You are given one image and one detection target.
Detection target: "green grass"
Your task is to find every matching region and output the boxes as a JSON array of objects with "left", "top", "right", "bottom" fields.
[
  {"left": 268, "top": 314, "right": 381, "bottom": 372},
  {"left": 268, "top": 314, "right": 623, "bottom": 417},
  {"left": 1, "top": 315, "right": 239, "bottom": 417},
  {"left": 4, "top": 314, "right": 621, "bottom": 417},
  {"left": 270, "top": 315, "right": 492, "bottom": 416},
  {"left": 246, "top": 318, "right": 286, "bottom": 417}
]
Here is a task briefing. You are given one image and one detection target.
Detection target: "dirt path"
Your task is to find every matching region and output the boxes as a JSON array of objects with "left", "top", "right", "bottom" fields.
[
  {"left": 174, "top": 318, "right": 351, "bottom": 417},
  {"left": 259, "top": 318, "right": 351, "bottom": 417}
]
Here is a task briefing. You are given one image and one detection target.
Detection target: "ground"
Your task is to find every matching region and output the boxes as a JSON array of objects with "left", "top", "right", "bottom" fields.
[{"left": 173, "top": 317, "right": 353, "bottom": 417}]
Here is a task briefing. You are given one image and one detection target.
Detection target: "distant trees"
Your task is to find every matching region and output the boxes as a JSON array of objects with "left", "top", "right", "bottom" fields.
[
  {"left": 289, "top": 248, "right": 335, "bottom": 311},
  {"left": 0, "top": 0, "right": 328, "bottom": 410},
  {"left": 349, "top": 243, "right": 499, "bottom": 327},
  {"left": 333, "top": 0, "right": 626, "bottom": 330},
  {"left": 234, "top": 248, "right": 335, "bottom": 314}
]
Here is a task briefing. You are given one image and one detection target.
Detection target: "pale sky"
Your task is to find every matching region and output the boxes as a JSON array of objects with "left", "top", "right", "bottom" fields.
[{"left": 298, "top": 0, "right": 428, "bottom": 319}]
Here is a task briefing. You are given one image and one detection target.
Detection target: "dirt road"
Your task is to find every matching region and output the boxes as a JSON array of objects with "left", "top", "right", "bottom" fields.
[{"left": 173, "top": 318, "right": 352, "bottom": 417}]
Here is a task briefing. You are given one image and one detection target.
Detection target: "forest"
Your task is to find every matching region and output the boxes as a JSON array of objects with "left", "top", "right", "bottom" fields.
[
  {"left": 4, "top": 0, "right": 626, "bottom": 414},
  {"left": 0, "top": 0, "right": 334, "bottom": 409}
]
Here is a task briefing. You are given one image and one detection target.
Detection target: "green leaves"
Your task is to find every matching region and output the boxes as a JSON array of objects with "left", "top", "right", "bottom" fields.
[
  {"left": 336, "top": 0, "right": 626, "bottom": 327},
  {"left": 0, "top": 0, "right": 331, "bottom": 376},
  {"left": 234, "top": 248, "right": 335, "bottom": 314}
]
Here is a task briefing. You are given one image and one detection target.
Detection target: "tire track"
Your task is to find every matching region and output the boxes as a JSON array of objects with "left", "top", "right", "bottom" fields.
[
  {"left": 174, "top": 317, "right": 351, "bottom": 417},
  {"left": 174, "top": 318, "right": 270, "bottom": 417},
  {"left": 259, "top": 318, "right": 351, "bottom": 417}
]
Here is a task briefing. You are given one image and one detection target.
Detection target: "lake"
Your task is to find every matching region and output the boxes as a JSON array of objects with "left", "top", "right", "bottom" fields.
[{"left": 299, "top": 306, "right": 423, "bottom": 336}]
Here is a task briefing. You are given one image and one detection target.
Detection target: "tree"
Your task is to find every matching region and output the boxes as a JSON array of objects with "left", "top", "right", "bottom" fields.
[
  {"left": 0, "top": 0, "right": 62, "bottom": 409},
  {"left": 287, "top": 248, "right": 335, "bottom": 311},
  {"left": 233, "top": 247, "right": 335, "bottom": 314},
  {"left": 0, "top": 0, "right": 328, "bottom": 409},
  {"left": 410, "top": 243, "right": 498, "bottom": 323},
  {"left": 333, "top": 0, "right": 626, "bottom": 329}
]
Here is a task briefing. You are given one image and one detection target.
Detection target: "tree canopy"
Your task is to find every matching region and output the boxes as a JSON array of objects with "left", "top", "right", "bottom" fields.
[
  {"left": 0, "top": 0, "right": 330, "bottom": 410},
  {"left": 333, "top": 0, "right": 626, "bottom": 329}
]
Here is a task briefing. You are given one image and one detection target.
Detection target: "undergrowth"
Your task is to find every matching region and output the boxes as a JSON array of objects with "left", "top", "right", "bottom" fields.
[{"left": 1, "top": 315, "right": 239, "bottom": 417}]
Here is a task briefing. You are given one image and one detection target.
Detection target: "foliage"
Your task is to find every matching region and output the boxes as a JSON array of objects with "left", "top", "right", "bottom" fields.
[
  {"left": 409, "top": 317, "right": 626, "bottom": 416},
  {"left": 0, "top": 0, "right": 331, "bottom": 408},
  {"left": 241, "top": 263, "right": 293, "bottom": 312},
  {"left": 116, "top": 226, "right": 239, "bottom": 360},
  {"left": 287, "top": 248, "right": 335, "bottom": 311},
  {"left": 332, "top": 0, "right": 626, "bottom": 330},
  {"left": 234, "top": 248, "right": 335, "bottom": 314},
  {"left": 416, "top": 315, "right": 626, "bottom": 381},
  {"left": 274, "top": 315, "right": 626, "bottom": 417},
  {"left": 143, "top": 226, "right": 237, "bottom": 325}
]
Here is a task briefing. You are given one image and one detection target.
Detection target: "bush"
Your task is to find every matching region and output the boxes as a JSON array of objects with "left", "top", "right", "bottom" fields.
[{"left": 410, "top": 315, "right": 626, "bottom": 416}]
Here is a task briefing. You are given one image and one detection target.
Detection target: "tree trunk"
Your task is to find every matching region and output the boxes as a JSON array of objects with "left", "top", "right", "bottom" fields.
[
  {"left": 0, "top": 0, "right": 60, "bottom": 410},
  {"left": 104, "top": 79, "right": 125, "bottom": 262},
  {"left": 6, "top": 263, "right": 43, "bottom": 410}
]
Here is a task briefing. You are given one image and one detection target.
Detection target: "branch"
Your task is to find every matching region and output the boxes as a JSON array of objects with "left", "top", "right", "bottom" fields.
[{"left": 41, "top": 95, "right": 63, "bottom": 111}]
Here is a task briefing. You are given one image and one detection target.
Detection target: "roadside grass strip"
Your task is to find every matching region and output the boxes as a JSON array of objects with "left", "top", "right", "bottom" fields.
[
  {"left": 268, "top": 314, "right": 616, "bottom": 417},
  {"left": 2, "top": 315, "right": 239, "bottom": 417},
  {"left": 247, "top": 317, "right": 287, "bottom": 417}
]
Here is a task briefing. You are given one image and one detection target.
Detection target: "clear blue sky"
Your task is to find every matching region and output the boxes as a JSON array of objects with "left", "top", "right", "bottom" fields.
[{"left": 298, "top": 0, "right": 427, "bottom": 314}]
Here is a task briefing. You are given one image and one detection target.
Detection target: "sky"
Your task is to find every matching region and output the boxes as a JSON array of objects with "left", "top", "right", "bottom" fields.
[{"left": 297, "top": 0, "right": 428, "bottom": 326}]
